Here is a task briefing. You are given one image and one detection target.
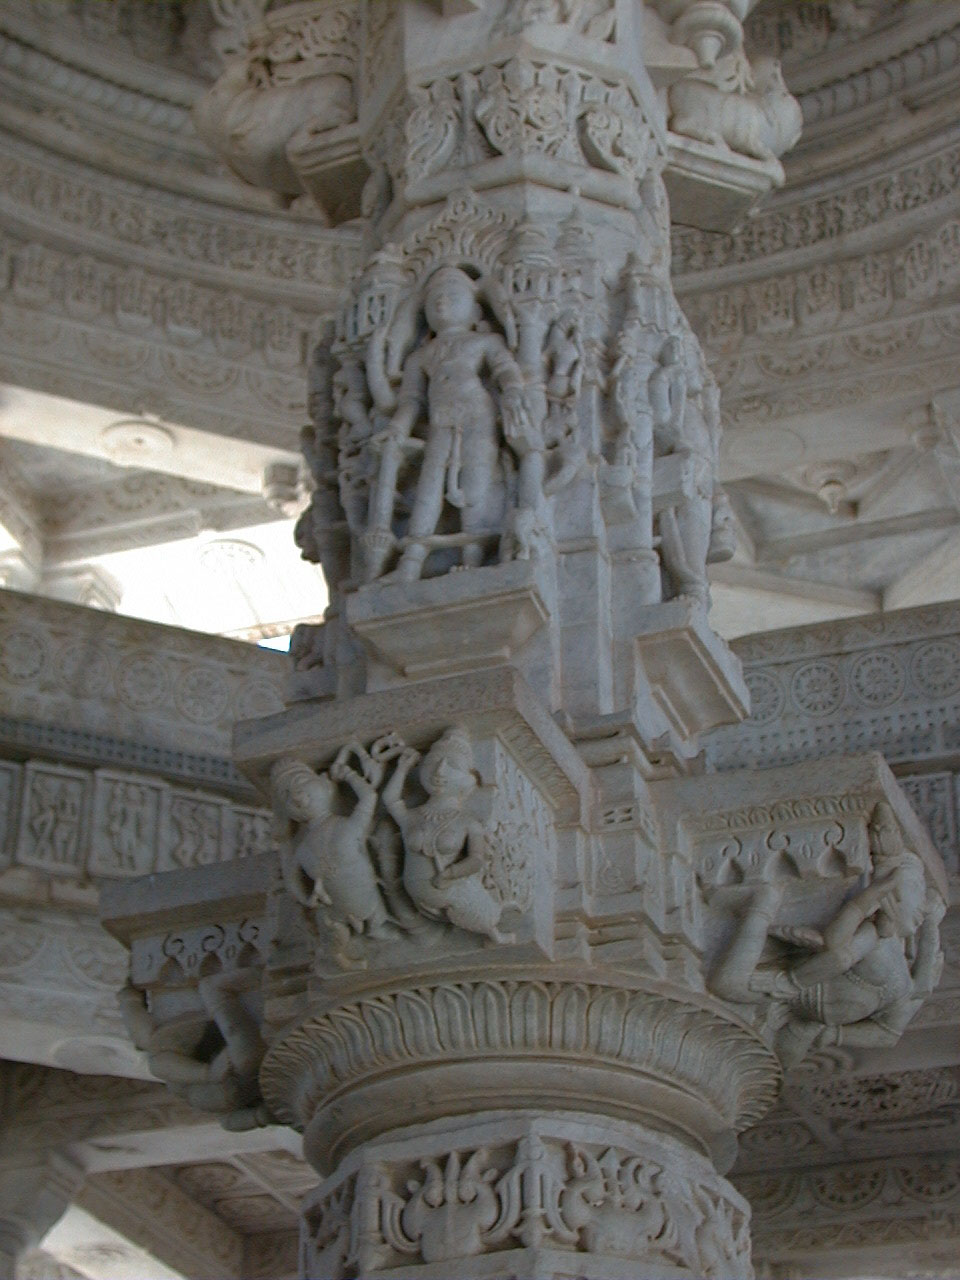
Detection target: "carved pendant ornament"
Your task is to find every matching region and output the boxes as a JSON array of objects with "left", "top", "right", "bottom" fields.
[{"left": 706, "top": 801, "right": 947, "bottom": 1068}]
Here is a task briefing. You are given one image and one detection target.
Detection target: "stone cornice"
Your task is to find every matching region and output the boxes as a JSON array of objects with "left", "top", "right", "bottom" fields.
[
  {"left": 0, "top": 589, "right": 287, "bottom": 778},
  {"left": 672, "top": 128, "right": 960, "bottom": 285},
  {"left": 0, "top": 130, "right": 357, "bottom": 306}
]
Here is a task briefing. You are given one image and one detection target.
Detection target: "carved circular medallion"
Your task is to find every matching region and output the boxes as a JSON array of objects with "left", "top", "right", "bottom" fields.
[
  {"left": 850, "top": 650, "right": 905, "bottom": 708},
  {"left": 810, "top": 1166, "right": 885, "bottom": 1210},
  {"left": 175, "top": 665, "right": 231, "bottom": 723},
  {"left": 234, "top": 676, "right": 285, "bottom": 720},
  {"left": 57, "top": 641, "right": 115, "bottom": 700},
  {"left": 197, "top": 538, "right": 265, "bottom": 574},
  {"left": 116, "top": 653, "right": 170, "bottom": 709},
  {"left": 0, "top": 626, "right": 48, "bottom": 683},
  {"left": 911, "top": 639, "right": 960, "bottom": 699},
  {"left": 0, "top": 919, "right": 46, "bottom": 970},
  {"left": 745, "top": 669, "right": 785, "bottom": 725},
  {"left": 740, "top": 1171, "right": 802, "bottom": 1217},
  {"left": 99, "top": 418, "right": 174, "bottom": 466},
  {"left": 790, "top": 660, "right": 844, "bottom": 717},
  {"left": 894, "top": 1159, "right": 960, "bottom": 1203}
]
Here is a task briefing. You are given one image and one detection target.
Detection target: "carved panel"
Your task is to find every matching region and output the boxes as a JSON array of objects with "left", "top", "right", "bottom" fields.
[
  {"left": 16, "top": 762, "right": 90, "bottom": 876},
  {"left": 89, "top": 770, "right": 164, "bottom": 878},
  {"left": 302, "top": 1119, "right": 751, "bottom": 1277}
]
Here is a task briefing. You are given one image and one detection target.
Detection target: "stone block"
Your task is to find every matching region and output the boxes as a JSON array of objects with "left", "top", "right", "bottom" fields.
[
  {"left": 633, "top": 598, "right": 749, "bottom": 742},
  {"left": 346, "top": 560, "right": 550, "bottom": 680}
]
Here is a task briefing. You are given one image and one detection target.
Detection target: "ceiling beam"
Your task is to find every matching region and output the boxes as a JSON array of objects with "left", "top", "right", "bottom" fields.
[
  {"left": 709, "top": 561, "right": 880, "bottom": 613},
  {"left": 759, "top": 506, "right": 959, "bottom": 563},
  {"left": 883, "top": 528, "right": 960, "bottom": 611}
]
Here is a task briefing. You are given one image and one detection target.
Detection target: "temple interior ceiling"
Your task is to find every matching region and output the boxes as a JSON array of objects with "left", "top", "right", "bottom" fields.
[
  {"left": 0, "top": 0, "right": 958, "bottom": 644},
  {"left": 1, "top": 3, "right": 960, "bottom": 1280}
]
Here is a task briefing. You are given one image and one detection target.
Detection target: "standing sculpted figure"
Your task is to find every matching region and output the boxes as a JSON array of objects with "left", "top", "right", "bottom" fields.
[
  {"left": 654, "top": 337, "right": 718, "bottom": 605},
  {"left": 382, "top": 728, "right": 515, "bottom": 943},
  {"left": 365, "top": 265, "right": 532, "bottom": 581},
  {"left": 609, "top": 257, "right": 666, "bottom": 555},
  {"left": 710, "top": 802, "right": 945, "bottom": 1066},
  {"left": 271, "top": 746, "right": 392, "bottom": 959}
]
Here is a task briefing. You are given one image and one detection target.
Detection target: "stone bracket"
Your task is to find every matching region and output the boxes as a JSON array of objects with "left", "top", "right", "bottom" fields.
[{"left": 234, "top": 665, "right": 589, "bottom": 827}]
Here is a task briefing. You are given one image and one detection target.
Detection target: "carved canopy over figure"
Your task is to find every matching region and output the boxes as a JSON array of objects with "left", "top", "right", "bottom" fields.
[{"left": 709, "top": 801, "right": 946, "bottom": 1067}]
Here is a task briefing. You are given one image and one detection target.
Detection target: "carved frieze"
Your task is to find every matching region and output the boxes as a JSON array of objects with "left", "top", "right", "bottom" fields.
[
  {"left": 0, "top": 758, "right": 273, "bottom": 889},
  {"left": 302, "top": 1117, "right": 751, "bottom": 1278}
]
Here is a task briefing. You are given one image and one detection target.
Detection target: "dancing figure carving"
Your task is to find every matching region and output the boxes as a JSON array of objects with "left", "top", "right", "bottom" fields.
[
  {"left": 382, "top": 728, "right": 517, "bottom": 944},
  {"left": 710, "top": 802, "right": 946, "bottom": 1066},
  {"left": 271, "top": 747, "right": 392, "bottom": 962},
  {"left": 119, "top": 970, "right": 270, "bottom": 1131}
]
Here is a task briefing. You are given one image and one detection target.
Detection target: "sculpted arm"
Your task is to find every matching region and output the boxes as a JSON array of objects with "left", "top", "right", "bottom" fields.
[
  {"left": 911, "top": 896, "right": 946, "bottom": 995},
  {"left": 331, "top": 749, "right": 380, "bottom": 830},
  {"left": 388, "top": 352, "right": 427, "bottom": 440},
  {"left": 280, "top": 838, "right": 328, "bottom": 907},
  {"left": 382, "top": 748, "right": 420, "bottom": 825},
  {"left": 435, "top": 821, "right": 487, "bottom": 884},
  {"left": 825, "top": 997, "right": 920, "bottom": 1049},
  {"left": 487, "top": 339, "right": 536, "bottom": 451},
  {"left": 788, "top": 919, "right": 878, "bottom": 989},
  {"left": 365, "top": 328, "right": 395, "bottom": 413}
]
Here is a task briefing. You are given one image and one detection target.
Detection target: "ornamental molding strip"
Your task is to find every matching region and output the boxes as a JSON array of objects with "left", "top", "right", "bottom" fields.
[
  {"left": 707, "top": 600, "right": 960, "bottom": 780},
  {"left": 0, "top": 588, "right": 287, "bottom": 783}
]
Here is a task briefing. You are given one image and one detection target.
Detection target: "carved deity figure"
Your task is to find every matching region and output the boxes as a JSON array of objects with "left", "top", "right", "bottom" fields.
[
  {"left": 608, "top": 258, "right": 669, "bottom": 555},
  {"left": 382, "top": 728, "right": 515, "bottom": 943},
  {"left": 710, "top": 802, "right": 945, "bottom": 1067},
  {"left": 271, "top": 748, "right": 392, "bottom": 957},
  {"left": 365, "top": 265, "right": 532, "bottom": 581},
  {"left": 118, "top": 970, "right": 269, "bottom": 1131},
  {"left": 655, "top": 336, "right": 717, "bottom": 605}
]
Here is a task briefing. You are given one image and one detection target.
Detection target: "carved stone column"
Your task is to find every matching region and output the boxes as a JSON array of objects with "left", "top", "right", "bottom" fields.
[
  {"left": 102, "top": 4, "right": 946, "bottom": 1280},
  {"left": 0, "top": 1155, "right": 82, "bottom": 1279}
]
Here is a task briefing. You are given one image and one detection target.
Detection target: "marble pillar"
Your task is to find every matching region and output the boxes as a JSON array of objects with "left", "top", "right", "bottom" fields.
[{"left": 102, "top": 4, "right": 946, "bottom": 1278}]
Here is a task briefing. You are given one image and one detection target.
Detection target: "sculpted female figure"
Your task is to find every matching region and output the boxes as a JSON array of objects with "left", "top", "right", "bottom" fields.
[
  {"left": 271, "top": 746, "right": 391, "bottom": 955},
  {"left": 366, "top": 265, "right": 531, "bottom": 581},
  {"left": 381, "top": 728, "right": 514, "bottom": 943},
  {"left": 711, "top": 802, "right": 944, "bottom": 1067}
]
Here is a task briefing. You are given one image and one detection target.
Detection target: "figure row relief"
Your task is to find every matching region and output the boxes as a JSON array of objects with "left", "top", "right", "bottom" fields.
[{"left": 294, "top": 189, "right": 735, "bottom": 604}]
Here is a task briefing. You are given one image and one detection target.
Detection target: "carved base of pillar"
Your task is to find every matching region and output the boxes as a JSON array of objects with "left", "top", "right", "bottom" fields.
[{"left": 300, "top": 1111, "right": 752, "bottom": 1280}]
